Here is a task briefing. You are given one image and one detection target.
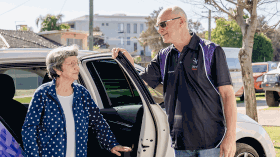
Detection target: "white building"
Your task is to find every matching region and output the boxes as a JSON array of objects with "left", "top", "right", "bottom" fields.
[{"left": 64, "top": 14, "right": 151, "bottom": 56}]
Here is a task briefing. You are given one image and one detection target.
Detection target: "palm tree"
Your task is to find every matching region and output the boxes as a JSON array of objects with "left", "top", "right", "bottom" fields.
[{"left": 36, "top": 14, "right": 68, "bottom": 32}]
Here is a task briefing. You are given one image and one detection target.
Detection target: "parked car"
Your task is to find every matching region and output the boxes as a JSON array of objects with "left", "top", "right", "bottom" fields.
[
  {"left": 232, "top": 60, "right": 278, "bottom": 101},
  {"left": 222, "top": 47, "right": 244, "bottom": 99},
  {"left": 0, "top": 48, "right": 276, "bottom": 157},
  {"left": 261, "top": 62, "right": 280, "bottom": 107}
]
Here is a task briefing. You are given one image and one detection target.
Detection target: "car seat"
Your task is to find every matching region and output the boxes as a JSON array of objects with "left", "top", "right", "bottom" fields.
[{"left": 0, "top": 74, "right": 28, "bottom": 147}]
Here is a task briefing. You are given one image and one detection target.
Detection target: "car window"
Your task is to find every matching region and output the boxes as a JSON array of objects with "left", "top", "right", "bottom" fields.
[
  {"left": 252, "top": 65, "right": 267, "bottom": 73},
  {"left": 0, "top": 119, "right": 25, "bottom": 156},
  {"left": 87, "top": 59, "right": 142, "bottom": 108},
  {"left": 226, "top": 58, "right": 241, "bottom": 70},
  {"left": 4, "top": 69, "right": 43, "bottom": 105}
]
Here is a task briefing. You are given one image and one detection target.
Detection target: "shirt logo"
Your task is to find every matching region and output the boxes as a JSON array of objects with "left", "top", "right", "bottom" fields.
[{"left": 192, "top": 58, "right": 198, "bottom": 70}]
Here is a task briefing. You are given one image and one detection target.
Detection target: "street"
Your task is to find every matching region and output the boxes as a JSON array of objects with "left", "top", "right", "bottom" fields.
[{"left": 237, "top": 100, "right": 280, "bottom": 126}]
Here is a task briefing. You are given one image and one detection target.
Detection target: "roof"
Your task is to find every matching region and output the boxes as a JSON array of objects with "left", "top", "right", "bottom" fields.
[
  {"left": 0, "top": 29, "right": 62, "bottom": 49},
  {"left": 37, "top": 30, "right": 89, "bottom": 35}
]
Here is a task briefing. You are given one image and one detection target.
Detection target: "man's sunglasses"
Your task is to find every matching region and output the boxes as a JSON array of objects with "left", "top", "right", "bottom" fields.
[{"left": 154, "top": 17, "right": 181, "bottom": 31}]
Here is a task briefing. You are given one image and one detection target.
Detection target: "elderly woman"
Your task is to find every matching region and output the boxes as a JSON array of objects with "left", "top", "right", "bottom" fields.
[{"left": 22, "top": 45, "right": 131, "bottom": 157}]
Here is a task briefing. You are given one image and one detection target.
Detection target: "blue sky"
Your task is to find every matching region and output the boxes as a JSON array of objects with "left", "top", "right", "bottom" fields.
[
  {"left": 0, "top": 0, "right": 279, "bottom": 33},
  {"left": 0, "top": 0, "right": 216, "bottom": 33}
]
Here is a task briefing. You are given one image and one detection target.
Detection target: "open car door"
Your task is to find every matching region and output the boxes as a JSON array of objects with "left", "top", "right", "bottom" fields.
[{"left": 80, "top": 52, "right": 174, "bottom": 157}]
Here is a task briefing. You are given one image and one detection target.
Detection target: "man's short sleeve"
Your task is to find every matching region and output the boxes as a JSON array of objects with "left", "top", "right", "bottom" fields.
[
  {"left": 139, "top": 54, "right": 162, "bottom": 89},
  {"left": 211, "top": 46, "right": 233, "bottom": 87}
]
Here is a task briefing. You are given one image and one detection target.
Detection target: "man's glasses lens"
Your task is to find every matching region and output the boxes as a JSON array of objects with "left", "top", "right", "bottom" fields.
[{"left": 154, "top": 17, "right": 181, "bottom": 31}]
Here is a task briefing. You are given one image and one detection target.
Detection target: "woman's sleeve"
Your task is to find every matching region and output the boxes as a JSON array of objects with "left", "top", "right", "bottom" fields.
[
  {"left": 85, "top": 90, "right": 120, "bottom": 151},
  {"left": 21, "top": 90, "right": 44, "bottom": 157}
]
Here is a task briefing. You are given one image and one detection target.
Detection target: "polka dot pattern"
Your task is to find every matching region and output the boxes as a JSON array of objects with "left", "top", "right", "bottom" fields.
[{"left": 21, "top": 79, "right": 119, "bottom": 157}]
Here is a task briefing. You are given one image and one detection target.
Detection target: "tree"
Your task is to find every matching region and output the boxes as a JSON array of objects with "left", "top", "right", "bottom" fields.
[
  {"left": 252, "top": 33, "right": 273, "bottom": 62},
  {"left": 206, "top": 17, "right": 242, "bottom": 48},
  {"left": 36, "top": 14, "right": 70, "bottom": 32},
  {"left": 139, "top": 8, "right": 170, "bottom": 57},
  {"left": 206, "top": 17, "right": 273, "bottom": 62},
  {"left": 182, "top": 0, "right": 280, "bottom": 122},
  {"left": 188, "top": 19, "right": 205, "bottom": 33}
]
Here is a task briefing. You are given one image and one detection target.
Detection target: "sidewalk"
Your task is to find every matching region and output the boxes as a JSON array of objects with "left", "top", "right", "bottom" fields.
[{"left": 237, "top": 100, "right": 280, "bottom": 126}]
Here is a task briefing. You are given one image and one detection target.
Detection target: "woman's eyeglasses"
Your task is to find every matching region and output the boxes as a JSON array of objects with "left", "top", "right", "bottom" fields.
[
  {"left": 64, "top": 60, "right": 81, "bottom": 68},
  {"left": 154, "top": 17, "right": 181, "bottom": 31}
]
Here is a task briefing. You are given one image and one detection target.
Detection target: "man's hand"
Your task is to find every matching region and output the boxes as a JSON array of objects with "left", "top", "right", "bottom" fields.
[
  {"left": 111, "top": 47, "right": 134, "bottom": 66},
  {"left": 220, "top": 133, "right": 236, "bottom": 157},
  {"left": 111, "top": 145, "right": 132, "bottom": 156}
]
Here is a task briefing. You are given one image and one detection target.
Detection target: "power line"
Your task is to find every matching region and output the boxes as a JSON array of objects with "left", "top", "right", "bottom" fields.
[
  {"left": 59, "top": 0, "right": 68, "bottom": 15},
  {"left": 0, "top": 0, "right": 32, "bottom": 17}
]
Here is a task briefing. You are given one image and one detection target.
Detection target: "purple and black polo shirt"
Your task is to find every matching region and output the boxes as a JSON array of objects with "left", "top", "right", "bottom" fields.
[{"left": 140, "top": 33, "right": 232, "bottom": 150}]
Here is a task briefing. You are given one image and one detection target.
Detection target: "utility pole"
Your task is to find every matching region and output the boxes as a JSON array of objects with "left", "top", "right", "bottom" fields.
[
  {"left": 208, "top": 10, "right": 211, "bottom": 41},
  {"left": 89, "top": 0, "right": 94, "bottom": 51}
]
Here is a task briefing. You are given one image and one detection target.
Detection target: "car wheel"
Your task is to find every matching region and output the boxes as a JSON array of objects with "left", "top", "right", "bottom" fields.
[
  {"left": 235, "top": 143, "right": 259, "bottom": 157},
  {"left": 265, "top": 91, "right": 279, "bottom": 107}
]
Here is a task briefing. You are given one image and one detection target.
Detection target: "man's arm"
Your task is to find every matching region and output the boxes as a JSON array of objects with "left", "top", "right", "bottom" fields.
[{"left": 218, "top": 85, "right": 237, "bottom": 157}]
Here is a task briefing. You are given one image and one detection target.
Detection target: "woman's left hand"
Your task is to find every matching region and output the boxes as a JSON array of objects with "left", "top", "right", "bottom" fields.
[{"left": 111, "top": 145, "right": 132, "bottom": 156}]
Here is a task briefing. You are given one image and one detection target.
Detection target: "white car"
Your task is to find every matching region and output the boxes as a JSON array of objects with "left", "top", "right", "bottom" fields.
[{"left": 0, "top": 48, "right": 275, "bottom": 157}]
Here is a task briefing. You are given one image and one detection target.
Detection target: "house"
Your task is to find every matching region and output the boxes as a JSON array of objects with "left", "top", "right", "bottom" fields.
[
  {"left": 0, "top": 29, "right": 63, "bottom": 90},
  {"left": 0, "top": 29, "right": 61, "bottom": 49},
  {"left": 37, "top": 30, "right": 89, "bottom": 50},
  {"left": 64, "top": 14, "right": 152, "bottom": 58}
]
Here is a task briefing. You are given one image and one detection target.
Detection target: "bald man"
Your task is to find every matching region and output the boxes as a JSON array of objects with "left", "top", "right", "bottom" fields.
[{"left": 112, "top": 6, "right": 237, "bottom": 157}]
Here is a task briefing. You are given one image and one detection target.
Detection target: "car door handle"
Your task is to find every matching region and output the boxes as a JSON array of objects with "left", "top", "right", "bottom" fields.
[{"left": 141, "top": 144, "right": 150, "bottom": 148}]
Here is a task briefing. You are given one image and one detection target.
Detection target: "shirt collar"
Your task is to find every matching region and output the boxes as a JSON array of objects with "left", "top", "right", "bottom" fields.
[{"left": 170, "top": 32, "right": 200, "bottom": 52}]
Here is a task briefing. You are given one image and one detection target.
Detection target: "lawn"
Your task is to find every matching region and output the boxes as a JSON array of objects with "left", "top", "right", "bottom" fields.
[
  {"left": 14, "top": 97, "right": 32, "bottom": 104},
  {"left": 236, "top": 93, "right": 265, "bottom": 103},
  {"left": 263, "top": 126, "right": 280, "bottom": 157}
]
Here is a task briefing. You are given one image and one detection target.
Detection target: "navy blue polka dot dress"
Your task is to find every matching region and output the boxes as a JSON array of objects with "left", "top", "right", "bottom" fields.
[{"left": 21, "top": 79, "right": 119, "bottom": 157}]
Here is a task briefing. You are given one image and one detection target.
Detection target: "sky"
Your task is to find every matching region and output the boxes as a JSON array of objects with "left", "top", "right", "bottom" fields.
[
  {"left": 0, "top": 0, "right": 279, "bottom": 33},
  {"left": 0, "top": 0, "right": 216, "bottom": 33}
]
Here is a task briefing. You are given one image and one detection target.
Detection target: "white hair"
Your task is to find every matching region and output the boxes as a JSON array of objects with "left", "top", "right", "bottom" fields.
[{"left": 46, "top": 44, "right": 79, "bottom": 79}]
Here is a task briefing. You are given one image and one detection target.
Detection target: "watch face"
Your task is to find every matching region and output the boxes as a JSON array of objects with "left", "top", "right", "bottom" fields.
[{"left": 0, "top": 121, "right": 25, "bottom": 157}]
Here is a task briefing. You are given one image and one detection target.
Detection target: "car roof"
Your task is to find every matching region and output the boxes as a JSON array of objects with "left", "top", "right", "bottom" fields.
[{"left": 0, "top": 48, "right": 112, "bottom": 64}]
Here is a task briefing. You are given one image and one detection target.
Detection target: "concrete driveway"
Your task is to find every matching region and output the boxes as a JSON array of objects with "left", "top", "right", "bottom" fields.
[{"left": 237, "top": 100, "right": 280, "bottom": 126}]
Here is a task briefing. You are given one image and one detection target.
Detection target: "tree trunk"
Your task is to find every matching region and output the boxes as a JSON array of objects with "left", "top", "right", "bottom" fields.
[{"left": 236, "top": 0, "right": 258, "bottom": 122}]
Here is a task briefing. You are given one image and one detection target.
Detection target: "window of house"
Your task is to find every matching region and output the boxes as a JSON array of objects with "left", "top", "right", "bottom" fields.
[
  {"left": 86, "top": 59, "right": 142, "bottom": 108},
  {"left": 70, "top": 24, "right": 75, "bottom": 29},
  {"left": 127, "top": 37, "right": 130, "bottom": 45},
  {"left": 118, "top": 23, "right": 124, "bottom": 33},
  {"left": 134, "top": 42, "right": 137, "bottom": 51},
  {"left": 106, "top": 23, "right": 109, "bottom": 26},
  {"left": 119, "top": 37, "right": 124, "bottom": 45},
  {"left": 140, "top": 50, "right": 144, "bottom": 55},
  {"left": 102, "top": 23, "right": 104, "bottom": 26},
  {"left": 127, "top": 24, "right": 130, "bottom": 34},
  {"left": 67, "top": 38, "right": 83, "bottom": 50},
  {"left": 134, "top": 24, "right": 137, "bottom": 33},
  {"left": 140, "top": 24, "right": 144, "bottom": 33}
]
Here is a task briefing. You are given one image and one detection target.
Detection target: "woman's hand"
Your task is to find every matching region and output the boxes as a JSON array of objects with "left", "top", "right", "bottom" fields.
[{"left": 111, "top": 145, "right": 132, "bottom": 156}]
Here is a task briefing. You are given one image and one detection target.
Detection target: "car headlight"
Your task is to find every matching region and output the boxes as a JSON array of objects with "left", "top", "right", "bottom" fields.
[
  {"left": 263, "top": 74, "right": 278, "bottom": 83},
  {"left": 256, "top": 76, "right": 263, "bottom": 82}
]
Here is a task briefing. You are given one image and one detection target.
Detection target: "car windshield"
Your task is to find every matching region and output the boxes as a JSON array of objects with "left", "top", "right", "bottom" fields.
[
  {"left": 226, "top": 58, "right": 241, "bottom": 69},
  {"left": 252, "top": 64, "right": 267, "bottom": 73}
]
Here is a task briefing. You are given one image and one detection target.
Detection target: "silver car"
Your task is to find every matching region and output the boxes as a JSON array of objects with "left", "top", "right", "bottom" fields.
[{"left": 0, "top": 48, "right": 276, "bottom": 157}]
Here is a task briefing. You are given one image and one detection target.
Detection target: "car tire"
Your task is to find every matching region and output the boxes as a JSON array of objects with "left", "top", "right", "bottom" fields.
[
  {"left": 265, "top": 91, "right": 279, "bottom": 107},
  {"left": 235, "top": 143, "right": 259, "bottom": 157}
]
